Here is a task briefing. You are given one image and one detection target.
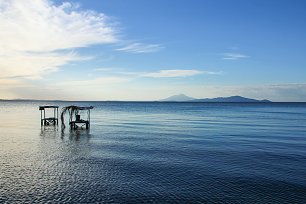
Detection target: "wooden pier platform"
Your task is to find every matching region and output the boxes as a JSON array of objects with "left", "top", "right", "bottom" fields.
[{"left": 69, "top": 120, "right": 90, "bottom": 130}]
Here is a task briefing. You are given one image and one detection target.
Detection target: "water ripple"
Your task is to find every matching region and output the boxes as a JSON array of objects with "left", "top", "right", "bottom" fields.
[{"left": 0, "top": 101, "right": 306, "bottom": 203}]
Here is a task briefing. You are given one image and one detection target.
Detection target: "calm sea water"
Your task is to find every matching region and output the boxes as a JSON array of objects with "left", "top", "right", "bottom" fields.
[{"left": 0, "top": 101, "right": 306, "bottom": 203}]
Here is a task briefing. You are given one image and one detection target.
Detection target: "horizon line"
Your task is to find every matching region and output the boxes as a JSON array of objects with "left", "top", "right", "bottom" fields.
[{"left": 1, "top": 98, "right": 306, "bottom": 103}]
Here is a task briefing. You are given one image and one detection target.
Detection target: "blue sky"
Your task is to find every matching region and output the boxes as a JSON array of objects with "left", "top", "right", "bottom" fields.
[{"left": 0, "top": 0, "right": 305, "bottom": 101}]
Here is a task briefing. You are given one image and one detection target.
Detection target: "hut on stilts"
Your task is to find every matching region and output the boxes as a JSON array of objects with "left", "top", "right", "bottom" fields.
[
  {"left": 39, "top": 106, "right": 59, "bottom": 126},
  {"left": 60, "top": 106, "right": 93, "bottom": 130}
]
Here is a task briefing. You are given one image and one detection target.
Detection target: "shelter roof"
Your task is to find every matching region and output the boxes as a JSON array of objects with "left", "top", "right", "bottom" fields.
[{"left": 39, "top": 106, "right": 59, "bottom": 110}]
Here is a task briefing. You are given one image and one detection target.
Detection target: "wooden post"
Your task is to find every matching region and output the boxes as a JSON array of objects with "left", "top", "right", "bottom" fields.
[
  {"left": 43, "top": 109, "right": 46, "bottom": 125},
  {"left": 40, "top": 109, "right": 43, "bottom": 126},
  {"left": 88, "top": 109, "right": 90, "bottom": 128}
]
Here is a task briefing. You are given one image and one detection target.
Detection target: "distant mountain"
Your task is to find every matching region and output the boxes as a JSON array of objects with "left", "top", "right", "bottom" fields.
[
  {"left": 161, "top": 95, "right": 271, "bottom": 102},
  {"left": 161, "top": 94, "right": 195, "bottom": 102},
  {"left": 191, "top": 96, "right": 271, "bottom": 102}
]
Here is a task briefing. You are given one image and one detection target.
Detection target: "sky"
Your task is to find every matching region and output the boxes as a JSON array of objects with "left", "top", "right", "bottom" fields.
[{"left": 0, "top": 0, "right": 305, "bottom": 101}]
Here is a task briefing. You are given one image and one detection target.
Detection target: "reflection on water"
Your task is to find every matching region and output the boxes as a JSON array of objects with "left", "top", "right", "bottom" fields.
[
  {"left": 40, "top": 126, "right": 58, "bottom": 138},
  {"left": 40, "top": 126, "right": 91, "bottom": 142},
  {"left": 1, "top": 101, "right": 306, "bottom": 203},
  {"left": 62, "top": 129, "right": 91, "bottom": 142}
]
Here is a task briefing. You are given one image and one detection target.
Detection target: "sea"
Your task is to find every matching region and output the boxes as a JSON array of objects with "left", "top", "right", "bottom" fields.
[{"left": 0, "top": 101, "right": 306, "bottom": 203}]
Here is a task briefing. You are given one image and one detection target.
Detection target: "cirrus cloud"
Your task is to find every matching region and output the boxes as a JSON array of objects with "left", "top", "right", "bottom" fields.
[
  {"left": 222, "top": 53, "right": 249, "bottom": 60},
  {"left": 141, "top": 69, "right": 220, "bottom": 78},
  {"left": 0, "top": 0, "right": 118, "bottom": 80},
  {"left": 0, "top": 0, "right": 117, "bottom": 53},
  {"left": 116, "top": 43, "right": 164, "bottom": 53}
]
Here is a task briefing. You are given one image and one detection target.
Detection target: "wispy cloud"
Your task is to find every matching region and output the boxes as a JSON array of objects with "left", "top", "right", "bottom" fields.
[
  {"left": 0, "top": 0, "right": 118, "bottom": 80},
  {"left": 116, "top": 43, "right": 164, "bottom": 53},
  {"left": 0, "top": 79, "right": 28, "bottom": 87},
  {"left": 222, "top": 53, "right": 249, "bottom": 60},
  {"left": 93, "top": 67, "right": 118, "bottom": 72},
  {"left": 56, "top": 77, "right": 130, "bottom": 87},
  {"left": 141, "top": 69, "right": 217, "bottom": 78},
  {"left": 0, "top": 1, "right": 117, "bottom": 53},
  {"left": 0, "top": 51, "right": 82, "bottom": 79},
  {"left": 114, "top": 69, "right": 221, "bottom": 78}
]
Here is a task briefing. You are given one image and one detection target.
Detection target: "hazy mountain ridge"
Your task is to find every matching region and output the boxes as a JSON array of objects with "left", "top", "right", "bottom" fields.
[
  {"left": 162, "top": 95, "right": 271, "bottom": 102},
  {"left": 1, "top": 95, "right": 271, "bottom": 102}
]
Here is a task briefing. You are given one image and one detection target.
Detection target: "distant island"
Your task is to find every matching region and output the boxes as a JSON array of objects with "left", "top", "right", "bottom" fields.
[
  {"left": 161, "top": 94, "right": 271, "bottom": 102},
  {"left": 1, "top": 95, "right": 271, "bottom": 102}
]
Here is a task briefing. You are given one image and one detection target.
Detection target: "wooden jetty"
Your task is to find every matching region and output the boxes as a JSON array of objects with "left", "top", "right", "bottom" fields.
[{"left": 39, "top": 106, "right": 59, "bottom": 126}]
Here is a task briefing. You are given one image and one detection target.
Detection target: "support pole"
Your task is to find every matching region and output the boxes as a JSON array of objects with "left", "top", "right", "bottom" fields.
[
  {"left": 44, "top": 109, "right": 46, "bottom": 125},
  {"left": 40, "top": 110, "right": 43, "bottom": 126},
  {"left": 88, "top": 109, "right": 90, "bottom": 128}
]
